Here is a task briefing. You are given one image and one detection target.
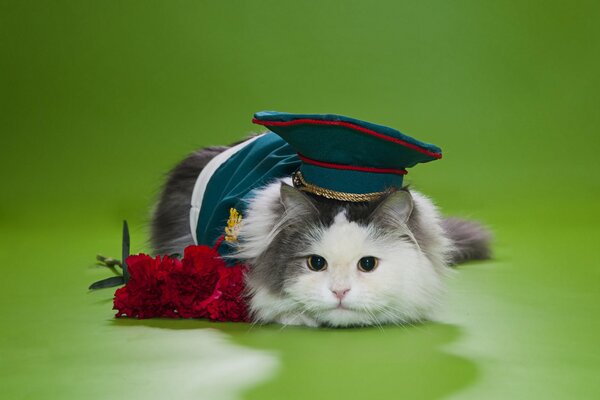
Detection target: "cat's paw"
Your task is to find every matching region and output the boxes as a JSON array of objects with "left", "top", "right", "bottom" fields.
[{"left": 277, "top": 314, "right": 319, "bottom": 328}]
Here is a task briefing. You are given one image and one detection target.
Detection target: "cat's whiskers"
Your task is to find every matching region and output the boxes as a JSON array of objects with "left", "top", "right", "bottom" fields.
[
  {"left": 371, "top": 304, "right": 407, "bottom": 328},
  {"left": 377, "top": 304, "right": 427, "bottom": 331},
  {"left": 362, "top": 306, "right": 385, "bottom": 331}
]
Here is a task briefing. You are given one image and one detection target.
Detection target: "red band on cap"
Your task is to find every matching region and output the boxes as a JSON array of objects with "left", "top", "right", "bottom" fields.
[
  {"left": 252, "top": 118, "right": 442, "bottom": 159},
  {"left": 297, "top": 153, "right": 407, "bottom": 175}
]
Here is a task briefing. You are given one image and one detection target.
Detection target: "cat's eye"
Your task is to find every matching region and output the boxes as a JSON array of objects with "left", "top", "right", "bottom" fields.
[
  {"left": 358, "top": 256, "right": 379, "bottom": 272},
  {"left": 307, "top": 255, "right": 327, "bottom": 271}
]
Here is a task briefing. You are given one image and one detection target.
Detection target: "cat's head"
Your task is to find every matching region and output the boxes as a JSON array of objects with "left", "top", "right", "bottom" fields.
[{"left": 235, "top": 178, "right": 452, "bottom": 327}]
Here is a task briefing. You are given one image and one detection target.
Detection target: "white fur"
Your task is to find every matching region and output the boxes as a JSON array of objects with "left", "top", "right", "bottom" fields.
[
  {"left": 236, "top": 182, "right": 452, "bottom": 328},
  {"left": 234, "top": 177, "right": 293, "bottom": 261}
]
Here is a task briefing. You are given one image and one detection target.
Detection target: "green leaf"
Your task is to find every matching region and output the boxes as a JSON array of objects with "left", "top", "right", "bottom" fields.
[
  {"left": 122, "top": 220, "right": 130, "bottom": 282},
  {"left": 88, "top": 276, "right": 125, "bottom": 290}
]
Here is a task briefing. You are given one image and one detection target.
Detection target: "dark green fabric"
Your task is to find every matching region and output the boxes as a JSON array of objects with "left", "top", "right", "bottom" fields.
[
  {"left": 253, "top": 111, "right": 442, "bottom": 194},
  {"left": 195, "top": 133, "right": 300, "bottom": 251},
  {"left": 254, "top": 111, "right": 441, "bottom": 155}
]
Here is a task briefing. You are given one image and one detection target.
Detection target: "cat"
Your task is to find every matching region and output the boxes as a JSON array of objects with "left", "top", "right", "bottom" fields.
[{"left": 150, "top": 140, "right": 491, "bottom": 327}]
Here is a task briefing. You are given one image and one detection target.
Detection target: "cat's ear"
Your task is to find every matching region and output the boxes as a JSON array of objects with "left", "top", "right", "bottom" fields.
[
  {"left": 280, "top": 183, "right": 317, "bottom": 215},
  {"left": 371, "top": 189, "right": 414, "bottom": 225}
]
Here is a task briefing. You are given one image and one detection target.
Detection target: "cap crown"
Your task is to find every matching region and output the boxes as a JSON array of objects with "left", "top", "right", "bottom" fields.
[{"left": 253, "top": 111, "right": 442, "bottom": 198}]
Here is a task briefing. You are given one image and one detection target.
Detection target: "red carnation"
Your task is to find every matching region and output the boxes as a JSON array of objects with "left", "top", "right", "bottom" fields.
[
  {"left": 202, "top": 264, "right": 249, "bottom": 322},
  {"left": 164, "top": 246, "right": 222, "bottom": 318},
  {"left": 112, "top": 244, "right": 249, "bottom": 322},
  {"left": 113, "top": 254, "right": 180, "bottom": 318}
]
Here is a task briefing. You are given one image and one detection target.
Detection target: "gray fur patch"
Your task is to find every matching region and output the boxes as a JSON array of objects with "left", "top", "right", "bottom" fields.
[
  {"left": 441, "top": 217, "right": 492, "bottom": 265},
  {"left": 249, "top": 185, "right": 319, "bottom": 293}
]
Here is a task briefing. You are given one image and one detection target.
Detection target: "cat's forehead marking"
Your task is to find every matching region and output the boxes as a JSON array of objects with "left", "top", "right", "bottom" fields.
[
  {"left": 315, "top": 211, "right": 374, "bottom": 264},
  {"left": 333, "top": 210, "right": 348, "bottom": 224},
  {"left": 309, "top": 192, "right": 390, "bottom": 227}
]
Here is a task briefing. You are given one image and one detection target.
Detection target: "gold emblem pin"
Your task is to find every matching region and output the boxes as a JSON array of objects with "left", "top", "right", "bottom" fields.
[{"left": 225, "top": 208, "right": 243, "bottom": 242}]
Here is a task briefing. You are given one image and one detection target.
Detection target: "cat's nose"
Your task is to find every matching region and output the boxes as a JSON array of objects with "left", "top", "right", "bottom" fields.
[{"left": 331, "top": 288, "right": 351, "bottom": 300}]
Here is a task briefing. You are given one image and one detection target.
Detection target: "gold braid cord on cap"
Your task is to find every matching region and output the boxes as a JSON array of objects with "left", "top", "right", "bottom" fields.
[{"left": 292, "top": 171, "right": 385, "bottom": 202}]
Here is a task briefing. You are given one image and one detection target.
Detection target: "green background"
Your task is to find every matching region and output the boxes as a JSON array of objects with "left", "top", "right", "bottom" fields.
[{"left": 1, "top": 1, "right": 599, "bottom": 399}]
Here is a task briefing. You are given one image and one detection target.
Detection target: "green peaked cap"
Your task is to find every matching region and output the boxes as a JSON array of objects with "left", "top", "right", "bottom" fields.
[{"left": 252, "top": 111, "right": 442, "bottom": 200}]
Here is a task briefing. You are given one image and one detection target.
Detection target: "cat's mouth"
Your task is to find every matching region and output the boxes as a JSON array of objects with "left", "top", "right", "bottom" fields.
[
  {"left": 333, "top": 302, "right": 357, "bottom": 312},
  {"left": 318, "top": 304, "right": 371, "bottom": 327}
]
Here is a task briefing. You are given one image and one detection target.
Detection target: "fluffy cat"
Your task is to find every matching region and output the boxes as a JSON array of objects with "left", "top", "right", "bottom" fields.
[{"left": 151, "top": 142, "right": 490, "bottom": 327}]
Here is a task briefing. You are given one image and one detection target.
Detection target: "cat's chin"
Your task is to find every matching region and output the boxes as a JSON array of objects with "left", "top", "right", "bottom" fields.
[{"left": 316, "top": 307, "right": 373, "bottom": 328}]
